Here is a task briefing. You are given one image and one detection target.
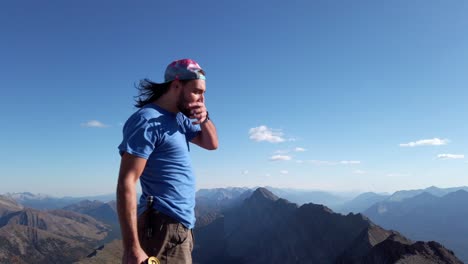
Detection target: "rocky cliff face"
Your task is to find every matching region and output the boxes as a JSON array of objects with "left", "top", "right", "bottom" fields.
[
  {"left": 0, "top": 206, "right": 110, "bottom": 263},
  {"left": 364, "top": 190, "right": 468, "bottom": 262},
  {"left": 0, "top": 195, "right": 23, "bottom": 217}
]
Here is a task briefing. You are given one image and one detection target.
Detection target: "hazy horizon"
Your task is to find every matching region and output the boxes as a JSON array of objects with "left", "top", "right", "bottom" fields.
[{"left": 4, "top": 184, "right": 468, "bottom": 199}]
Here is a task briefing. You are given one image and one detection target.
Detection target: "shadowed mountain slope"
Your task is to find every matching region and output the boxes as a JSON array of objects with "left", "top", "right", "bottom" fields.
[
  {"left": 193, "top": 187, "right": 462, "bottom": 264},
  {"left": 0, "top": 207, "right": 110, "bottom": 263},
  {"left": 364, "top": 190, "right": 468, "bottom": 263}
]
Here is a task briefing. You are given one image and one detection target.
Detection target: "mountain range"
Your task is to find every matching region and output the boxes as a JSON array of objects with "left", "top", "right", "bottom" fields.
[
  {"left": 335, "top": 192, "right": 390, "bottom": 214},
  {"left": 0, "top": 195, "right": 110, "bottom": 263},
  {"left": 386, "top": 186, "right": 468, "bottom": 202},
  {"left": 7, "top": 185, "right": 466, "bottom": 214},
  {"left": 63, "top": 199, "right": 120, "bottom": 243},
  {"left": 195, "top": 187, "right": 253, "bottom": 228},
  {"left": 364, "top": 189, "right": 468, "bottom": 263},
  {"left": 264, "top": 186, "right": 354, "bottom": 211},
  {"left": 3, "top": 192, "right": 115, "bottom": 210},
  {"left": 193, "top": 188, "right": 462, "bottom": 263},
  {"left": 1, "top": 186, "right": 467, "bottom": 263}
]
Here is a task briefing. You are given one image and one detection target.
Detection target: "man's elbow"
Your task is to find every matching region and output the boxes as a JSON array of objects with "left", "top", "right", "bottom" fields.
[{"left": 206, "top": 140, "right": 218, "bottom": 150}]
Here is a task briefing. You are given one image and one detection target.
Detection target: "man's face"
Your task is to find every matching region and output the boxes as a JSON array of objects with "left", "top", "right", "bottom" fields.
[{"left": 176, "top": 79, "right": 206, "bottom": 117}]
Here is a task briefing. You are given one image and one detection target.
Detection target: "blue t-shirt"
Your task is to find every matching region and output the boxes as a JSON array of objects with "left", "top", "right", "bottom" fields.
[{"left": 118, "top": 103, "right": 201, "bottom": 229}]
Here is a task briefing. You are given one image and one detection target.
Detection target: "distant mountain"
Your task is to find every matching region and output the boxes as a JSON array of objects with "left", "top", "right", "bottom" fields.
[
  {"left": 0, "top": 206, "right": 110, "bottom": 263},
  {"left": 63, "top": 200, "right": 120, "bottom": 242},
  {"left": 196, "top": 187, "right": 251, "bottom": 200},
  {"left": 364, "top": 190, "right": 468, "bottom": 263},
  {"left": 63, "top": 200, "right": 117, "bottom": 225},
  {"left": 4, "top": 192, "right": 116, "bottom": 210},
  {"left": 264, "top": 186, "right": 354, "bottom": 211},
  {"left": 195, "top": 187, "right": 252, "bottom": 228},
  {"left": 336, "top": 192, "right": 390, "bottom": 214},
  {"left": 193, "top": 187, "right": 462, "bottom": 264},
  {"left": 387, "top": 186, "right": 468, "bottom": 202}
]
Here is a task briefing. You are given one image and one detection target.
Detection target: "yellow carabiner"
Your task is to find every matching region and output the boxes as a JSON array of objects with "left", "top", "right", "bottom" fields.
[{"left": 146, "top": 256, "right": 160, "bottom": 264}]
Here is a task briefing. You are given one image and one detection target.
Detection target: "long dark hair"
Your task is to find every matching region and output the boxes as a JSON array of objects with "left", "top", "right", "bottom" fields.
[
  {"left": 134, "top": 79, "right": 168, "bottom": 108},
  {"left": 134, "top": 78, "right": 192, "bottom": 108}
]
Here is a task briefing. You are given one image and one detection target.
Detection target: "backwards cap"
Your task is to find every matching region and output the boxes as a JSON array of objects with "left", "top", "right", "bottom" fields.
[{"left": 164, "top": 59, "right": 206, "bottom": 83}]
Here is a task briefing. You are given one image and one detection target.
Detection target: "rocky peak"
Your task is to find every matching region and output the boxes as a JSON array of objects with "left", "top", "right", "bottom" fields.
[{"left": 249, "top": 187, "right": 279, "bottom": 202}]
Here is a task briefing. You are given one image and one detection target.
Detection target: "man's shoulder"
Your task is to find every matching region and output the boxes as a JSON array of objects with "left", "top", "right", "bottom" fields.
[{"left": 132, "top": 105, "right": 164, "bottom": 120}]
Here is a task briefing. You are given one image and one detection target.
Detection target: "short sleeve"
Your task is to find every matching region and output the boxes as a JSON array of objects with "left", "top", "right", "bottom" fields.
[{"left": 118, "top": 114, "right": 158, "bottom": 159}]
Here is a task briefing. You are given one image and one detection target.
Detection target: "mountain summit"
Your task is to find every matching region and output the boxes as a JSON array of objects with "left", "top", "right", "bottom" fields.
[{"left": 249, "top": 187, "right": 279, "bottom": 202}]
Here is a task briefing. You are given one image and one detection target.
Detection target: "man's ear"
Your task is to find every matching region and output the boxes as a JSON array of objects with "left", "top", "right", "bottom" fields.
[{"left": 170, "top": 80, "right": 180, "bottom": 90}]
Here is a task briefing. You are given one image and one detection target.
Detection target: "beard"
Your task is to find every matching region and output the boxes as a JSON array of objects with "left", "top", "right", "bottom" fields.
[{"left": 177, "top": 91, "right": 192, "bottom": 117}]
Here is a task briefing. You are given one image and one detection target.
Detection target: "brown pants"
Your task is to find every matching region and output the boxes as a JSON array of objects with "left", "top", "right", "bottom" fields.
[{"left": 137, "top": 209, "right": 193, "bottom": 264}]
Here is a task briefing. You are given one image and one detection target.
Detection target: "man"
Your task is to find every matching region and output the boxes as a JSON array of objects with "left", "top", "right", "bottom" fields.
[{"left": 117, "top": 59, "right": 218, "bottom": 264}]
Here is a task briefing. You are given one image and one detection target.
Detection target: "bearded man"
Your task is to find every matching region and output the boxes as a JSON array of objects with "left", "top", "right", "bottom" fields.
[{"left": 117, "top": 59, "right": 218, "bottom": 264}]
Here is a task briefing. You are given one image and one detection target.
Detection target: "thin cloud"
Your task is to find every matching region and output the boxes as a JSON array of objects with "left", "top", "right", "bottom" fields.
[
  {"left": 81, "top": 120, "right": 108, "bottom": 128},
  {"left": 306, "top": 160, "right": 361, "bottom": 165},
  {"left": 399, "top": 138, "right": 448, "bottom": 147},
  {"left": 269, "top": 155, "right": 292, "bottom": 161},
  {"left": 437, "top": 154, "right": 464, "bottom": 160},
  {"left": 275, "top": 147, "right": 306, "bottom": 154},
  {"left": 340, "top": 160, "right": 361, "bottom": 165},
  {"left": 307, "top": 160, "right": 335, "bottom": 165},
  {"left": 353, "top": 170, "right": 366, "bottom": 174},
  {"left": 249, "top": 126, "right": 285, "bottom": 143},
  {"left": 242, "top": 170, "right": 249, "bottom": 175},
  {"left": 280, "top": 170, "right": 289, "bottom": 175}
]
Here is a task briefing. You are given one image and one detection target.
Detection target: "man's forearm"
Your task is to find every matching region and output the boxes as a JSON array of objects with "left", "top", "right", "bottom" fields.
[
  {"left": 117, "top": 179, "right": 140, "bottom": 251},
  {"left": 200, "top": 119, "right": 218, "bottom": 150}
]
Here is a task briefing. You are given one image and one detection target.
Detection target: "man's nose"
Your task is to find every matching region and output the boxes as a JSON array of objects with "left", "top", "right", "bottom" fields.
[{"left": 198, "top": 94, "right": 204, "bottom": 103}]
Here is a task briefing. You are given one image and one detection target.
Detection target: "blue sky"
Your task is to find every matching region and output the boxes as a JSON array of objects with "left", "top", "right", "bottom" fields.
[{"left": 1, "top": 0, "right": 467, "bottom": 196}]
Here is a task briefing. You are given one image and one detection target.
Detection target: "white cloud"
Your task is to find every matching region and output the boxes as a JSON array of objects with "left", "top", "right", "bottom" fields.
[
  {"left": 265, "top": 173, "right": 271, "bottom": 177},
  {"left": 340, "top": 160, "right": 361, "bottom": 165},
  {"left": 307, "top": 160, "right": 335, "bottom": 165},
  {"left": 353, "top": 170, "right": 366, "bottom": 174},
  {"left": 280, "top": 170, "right": 289, "bottom": 175},
  {"left": 275, "top": 147, "right": 306, "bottom": 154},
  {"left": 249, "top": 126, "right": 285, "bottom": 143},
  {"left": 270, "top": 155, "right": 292, "bottom": 161},
  {"left": 242, "top": 170, "right": 249, "bottom": 175},
  {"left": 437, "top": 154, "right": 464, "bottom": 160},
  {"left": 306, "top": 160, "right": 361, "bottom": 165},
  {"left": 399, "top": 138, "right": 448, "bottom": 147},
  {"left": 81, "top": 120, "right": 108, "bottom": 128}
]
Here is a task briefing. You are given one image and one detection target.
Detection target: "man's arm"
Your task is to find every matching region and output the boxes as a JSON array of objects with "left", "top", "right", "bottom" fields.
[
  {"left": 189, "top": 102, "right": 218, "bottom": 150},
  {"left": 191, "top": 118, "right": 218, "bottom": 150},
  {"left": 116, "top": 153, "right": 148, "bottom": 264}
]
